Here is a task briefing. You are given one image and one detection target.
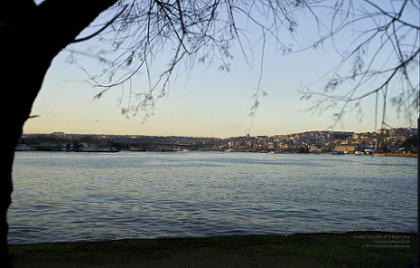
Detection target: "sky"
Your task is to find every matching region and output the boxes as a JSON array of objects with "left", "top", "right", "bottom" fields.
[{"left": 23, "top": 1, "right": 419, "bottom": 138}]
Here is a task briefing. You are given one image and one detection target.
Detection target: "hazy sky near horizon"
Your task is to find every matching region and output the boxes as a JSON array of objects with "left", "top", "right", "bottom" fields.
[{"left": 23, "top": 1, "right": 419, "bottom": 138}]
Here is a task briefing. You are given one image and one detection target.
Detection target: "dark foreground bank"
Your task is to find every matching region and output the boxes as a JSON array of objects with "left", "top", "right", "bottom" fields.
[{"left": 9, "top": 232, "right": 417, "bottom": 267}]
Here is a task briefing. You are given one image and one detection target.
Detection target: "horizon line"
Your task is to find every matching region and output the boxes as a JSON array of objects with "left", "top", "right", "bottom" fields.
[{"left": 22, "top": 126, "right": 417, "bottom": 139}]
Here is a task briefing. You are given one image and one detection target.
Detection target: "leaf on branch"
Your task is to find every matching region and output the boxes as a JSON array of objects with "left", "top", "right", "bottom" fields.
[
  {"left": 219, "top": 63, "right": 231, "bottom": 72},
  {"left": 324, "top": 76, "right": 342, "bottom": 93},
  {"left": 94, "top": 92, "right": 103, "bottom": 100},
  {"left": 126, "top": 51, "right": 135, "bottom": 66}
]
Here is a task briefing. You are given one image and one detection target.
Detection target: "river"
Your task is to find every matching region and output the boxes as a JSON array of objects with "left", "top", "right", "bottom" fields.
[{"left": 8, "top": 151, "right": 417, "bottom": 244}]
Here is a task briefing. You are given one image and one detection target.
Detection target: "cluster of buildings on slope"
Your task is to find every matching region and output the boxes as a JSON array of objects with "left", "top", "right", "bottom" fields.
[
  {"left": 213, "top": 128, "right": 417, "bottom": 155},
  {"left": 329, "top": 128, "right": 417, "bottom": 155},
  {"left": 16, "top": 128, "right": 418, "bottom": 155}
]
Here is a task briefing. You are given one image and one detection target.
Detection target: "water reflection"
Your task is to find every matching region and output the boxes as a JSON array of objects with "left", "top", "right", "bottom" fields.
[{"left": 9, "top": 151, "right": 417, "bottom": 244}]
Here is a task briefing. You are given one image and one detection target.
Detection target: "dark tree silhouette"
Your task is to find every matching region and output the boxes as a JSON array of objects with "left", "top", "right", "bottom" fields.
[
  {"left": 1, "top": 0, "right": 418, "bottom": 265},
  {"left": 1, "top": 0, "right": 118, "bottom": 264}
]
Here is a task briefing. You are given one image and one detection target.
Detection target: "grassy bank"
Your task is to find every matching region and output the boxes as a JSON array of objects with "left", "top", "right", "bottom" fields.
[{"left": 9, "top": 232, "right": 417, "bottom": 267}]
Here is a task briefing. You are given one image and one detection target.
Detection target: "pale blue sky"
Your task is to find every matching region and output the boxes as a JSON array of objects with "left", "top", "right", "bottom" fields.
[{"left": 23, "top": 1, "right": 419, "bottom": 137}]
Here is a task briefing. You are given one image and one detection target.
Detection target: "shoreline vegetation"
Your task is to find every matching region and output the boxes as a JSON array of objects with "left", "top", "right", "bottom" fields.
[{"left": 9, "top": 232, "right": 417, "bottom": 267}]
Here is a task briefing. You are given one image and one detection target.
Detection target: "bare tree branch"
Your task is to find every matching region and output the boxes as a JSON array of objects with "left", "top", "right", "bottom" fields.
[
  {"left": 300, "top": 0, "right": 419, "bottom": 128},
  {"left": 72, "top": 5, "right": 128, "bottom": 43},
  {"left": 67, "top": 0, "right": 418, "bottom": 129},
  {"left": 72, "top": 0, "right": 305, "bottom": 121}
]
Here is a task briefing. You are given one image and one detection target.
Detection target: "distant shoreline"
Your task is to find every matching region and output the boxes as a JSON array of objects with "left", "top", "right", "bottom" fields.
[
  {"left": 15, "top": 149, "right": 418, "bottom": 158},
  {"left": 18, "top": 128, "right": 418, "bottom": 156}
]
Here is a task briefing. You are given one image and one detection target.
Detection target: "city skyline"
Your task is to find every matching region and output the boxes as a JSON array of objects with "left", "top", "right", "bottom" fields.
[
  {"left": 22, "top": 126, "right": 417, "bottom": 140},
  {"left": 18, "top": 127, "right": 418, "bottom": 155}
]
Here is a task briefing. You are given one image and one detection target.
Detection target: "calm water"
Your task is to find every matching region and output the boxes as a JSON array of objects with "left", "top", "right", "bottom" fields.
[{"left": 9, "top": 151, "right": 417, "bottom": 244}]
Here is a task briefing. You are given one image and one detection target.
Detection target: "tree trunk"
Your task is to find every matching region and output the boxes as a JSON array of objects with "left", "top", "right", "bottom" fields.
[
  {"left": 0, "top": 30, "right": 60, "bottom": 266},
  {"left": 0, "top": 0, "right": 118, "bottom": 265}
]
